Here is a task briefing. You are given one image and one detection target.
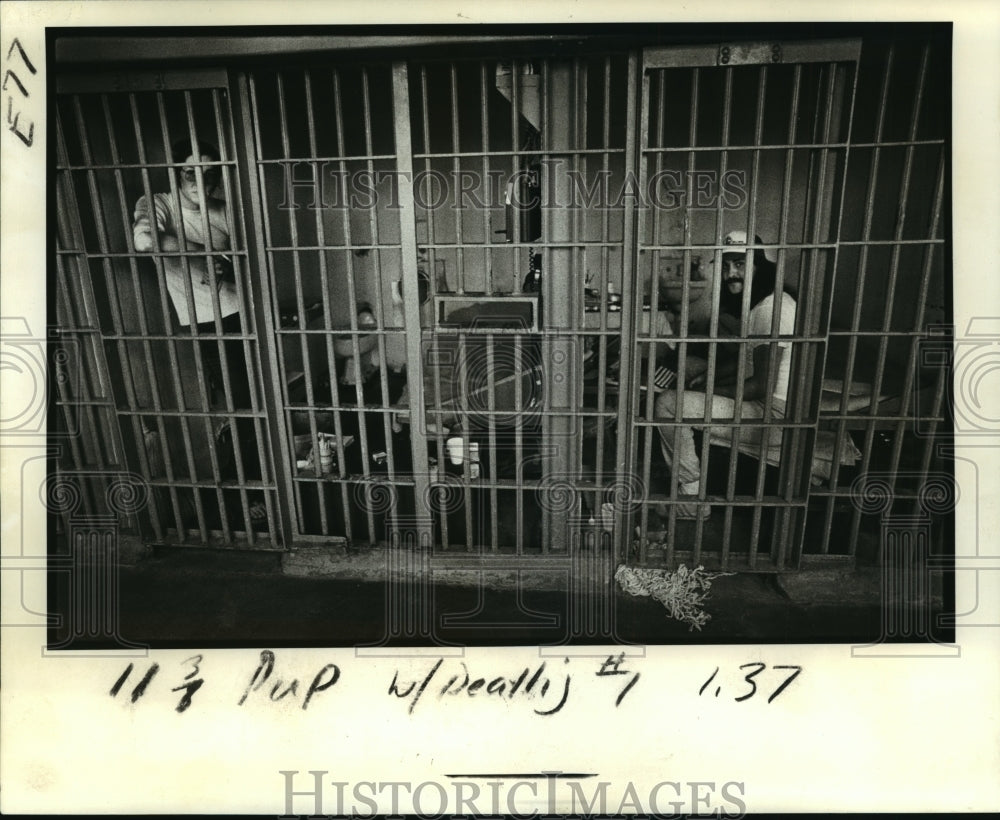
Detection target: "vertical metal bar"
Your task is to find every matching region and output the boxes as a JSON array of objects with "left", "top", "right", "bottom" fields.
[
  {"left": 300, "top": 68, "right": 340, "bottom": 537},
  {"left": 540, "top": 59, "right": 577, "bottom": 557},
  {"left": 850, "top": 44, "right": 929, "bottom": 552},
  {"left": 890, "top": 201, "right": 943, "bottom": 480},
  {"left": 182, "top": 89, "right": 239, "bottom": 542},
  {"left": 242, "top": 70, "right": 298, "bottom": 548},
  {"left": 69, "top": 99, "right": 127, "bottom": 332},
  {"left": 96, "top": 95, "right": 168, "bottom": 541},
  {"left": 300, "top": 72, "right": 347, "bottom": 482},
  {"left": 52, "top": 265, "right": 103, "bottom": 517},
  {"left": 486, "top": 335, "right": 499, "bottom": 552},
  {"left": 275, "top": 71, "right": 328, "bottom": 538},
  {"left": 573, "top": 60, "right": 587, "bottom": 488},
  {"left": 775, "top": 64, "right": 836, "bottom": 566},
  {"left": 916, "top": 351, "right": 948, "bottom": 484},
  {"left": 449, "top": 64, "right": 465, "bottom": 288},
  {"left": 360, "top": 68, "right": 401, "bottom": 536},
  {"left": 307, "top": 69, "right": 352, "bottom": 539},
  {"left": 510, "top": 57, "right": 521, "bottom": 255},
  {"left": 419, "top": 66, "right": 440, "bottom": 295},
  {"left": 592, "top": 55, "right": 613, "bottom": 528},
  {"left": 660, "top": 65, "right": 702, "bottom": 563},
  {"left": 813, "top": 57, "right": 862, "bottom": 558},
  {"left": 55, "top": 111, "right": 125, "bottom": 518},
  {"left": 415, "top": 65, "right": 450, "bottom": 490},
  {"left": 514, "top": 333, "right": 524, "bottom": 555},
  {"left": 778, "top": 62, "right": 839, "bottom": 566},
  {"left": 126, "top": 93, "right": 188, "bottom": 538},
  {"left": 155, "top": 91, "right": 216, "bottom": 542},
  {"left": 84, "top": 91, "right": 214, "bottom": 539},
  {"left": 620, "top": 54, "right": 649, "bottom": 563},
  {"left": 391, "top": 61, "right": 434, "bottom": 551},
  {"left": 330, "top": 68, "right": 374, "bottom": 542},
  {"left": 637, "top": 65, "right": 667, "bottom": 557},
  {"left": 876, "top": 45, "right": 936, "bottom": 501},
  {"left": 457, "top": 332, "right": 474, "bottom": 552},
  {"left": 479, "top": 62, "right": 493, "bottom": 295},
  {"left": 829, "top": 46, "right": 894, "bottom": 554},
  {"left": 512, "top": 60, "right": 528, "bottom": 555},
  {"left": 210, "top": 87, "right": 266, "bottom": 543}
]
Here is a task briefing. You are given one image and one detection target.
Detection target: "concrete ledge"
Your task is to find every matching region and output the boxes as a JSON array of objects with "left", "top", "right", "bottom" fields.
[
  {"left": 776, "top": 564, "right": 946, "bottom": 608},
  {"left": 281, "top": 545, "right": 617, "bottom": 594},
  {"left": 775, "top": 567, "right": 882, "bottom": 606}
]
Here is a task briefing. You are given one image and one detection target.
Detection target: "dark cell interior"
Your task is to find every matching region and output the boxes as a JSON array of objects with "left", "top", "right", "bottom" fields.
[{"left": 53, "top": 32, "right": 952, "bottom": 576}]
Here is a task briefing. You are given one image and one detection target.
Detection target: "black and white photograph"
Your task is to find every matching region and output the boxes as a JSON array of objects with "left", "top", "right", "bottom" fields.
[
  {"left": 2, "top": 2, "right": 998, "bottom": 816},
  {"left": 46, "top": 22, "right": 954, "bottom": 646}
]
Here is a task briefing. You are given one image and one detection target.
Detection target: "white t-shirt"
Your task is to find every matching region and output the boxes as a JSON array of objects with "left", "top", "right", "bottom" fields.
[
  {"left": 133, "top": 192, "right": 240, "bottom": 326},
  {"left": 745, "top": 291, "right": 797, "bottom": 403}
]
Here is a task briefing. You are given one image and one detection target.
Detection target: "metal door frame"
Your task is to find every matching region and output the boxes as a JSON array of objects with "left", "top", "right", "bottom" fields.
[
  {"left": 54, "top": 67, "right": 285, "bottom": 550},
  {"left": 622, "top": 38, "right": 863, "bottom": 570}
]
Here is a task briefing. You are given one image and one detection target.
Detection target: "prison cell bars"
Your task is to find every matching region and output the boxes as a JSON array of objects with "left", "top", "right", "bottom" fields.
[
  {"left": 633, "top": 64, "right": 660, "bottom": 565},
  {"left": 479, "top": 62, "right": 502, "bottom": 553},
  {"left": 731, "top": 61, "right": 771, "bottom": 569},
  {"left": 413, "top": 57, "right": 523, "bottom": 554},
  {"left": 590, "top": 56, "right": 618, "bottom": 553},
  {"left": 852, "top": 41, "right": 931, "bottom": 543},
  {"left": 52, "top": 38, "right": 943, "bottom": 568},
  {"left": 90, "top": 98, "right": 166, "bottom": 533},
  {"left": 757, "top": 62, "right": 810, "bottom": 569},
  {"left": 611, "top": 55, "right": 637, "bottom": 554},
  {"left": 541, "top": 58, "right": 577, "bottom": 557},
  {"left": 65, "top": 92, "right": 222, "bottom": 542},
  {"left": 331, "top": 66, "right": 381, "bottom": 543},
  {"left": 694, "top": 64, "right": 735, "bottom": 567},
  {"left": 154, "top": 93, "right": 228, "bottom": 543},
  {"left": 767, "top": 58, "right": 853, "bottom": 567},
  {"left": 391, "top": 60, "right": 435, "bottom": 556},
  {"left": 54, "top": 81, "right": 277, "bottom": 546},
  {"left": 632, "top": 45, "right": 861, "bottom": 570},
  {"left": 182, "top": 88, "right": 261, "bottom": 546},
  {"left": 771, "top": 61, "right": 847, "bottom": 569},
  {"left": 358, "top": 65, "right": 406, "bottom": 541},
  {"left": 248, "top": 65, "right": 411, "bottom": 546},
  {"left": 407, "top": 55, "right": 632, "bottom": 555},
  {"left": 53, "top": 199, "right": 127, "bottom": 527},
  {"left": 450, "top": 61, "right": 476, "bottom": 553},
  {"left": 764, "top": 65, "right": 828, "bottom": 569},
  {"left": 57, "top": 107, "right": 160, "bottom": 528},
  {"left": 609, "top": 51, "right": 641, "bottom": 564},
  {"left": 157, "top": 88, "right": 265, "bottom": 545},
  {"left": 119, "top": 95, "right": 195, "bottom": 541},
  {"left": 810, "top": 47, "right": 896, "bottom": 556},
  {"left": 271, "top": 69, "right": 329, "bottom": 538},
  {"left": 812, "top": 42, "right": 949, "bottom": 558},
  {"left": 54, "top": 131, "right": 127, "bottom": 524},
  {"left": 511, "top": 59, "right": 526, "bottom": 556},
  {"left": 209, "top": 87, "right": 278, "bottom": 547},
  {"left": 152, "top": 88, "right": 272, "bottom": 547},
  {"left": 568, "top": 55, "right": 625, "bottom": 555},
  {"left": 415, "top": 64, "right": 454, "bottom": 552}
]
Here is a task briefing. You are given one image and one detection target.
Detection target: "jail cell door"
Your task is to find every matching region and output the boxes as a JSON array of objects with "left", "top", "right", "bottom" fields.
[
  {"left": 625, "top": 40, "right": 861, "bottom": 571},
  {"left": 55, "top": 70, "right": 282, "bottom": 549},
  {"left": 240, "top": 63, "right": 430, "bottom": 548}
]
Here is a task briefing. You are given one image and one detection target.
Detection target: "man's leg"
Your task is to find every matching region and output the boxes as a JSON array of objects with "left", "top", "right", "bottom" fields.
[{"left": 654, "top": 389, "right": 737, "bottom": 519}]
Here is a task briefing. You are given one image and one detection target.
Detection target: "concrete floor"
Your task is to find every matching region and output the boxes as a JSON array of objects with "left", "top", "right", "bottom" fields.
[{"left": 46, "top": 546, "right": 940, "bottom": 649}]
